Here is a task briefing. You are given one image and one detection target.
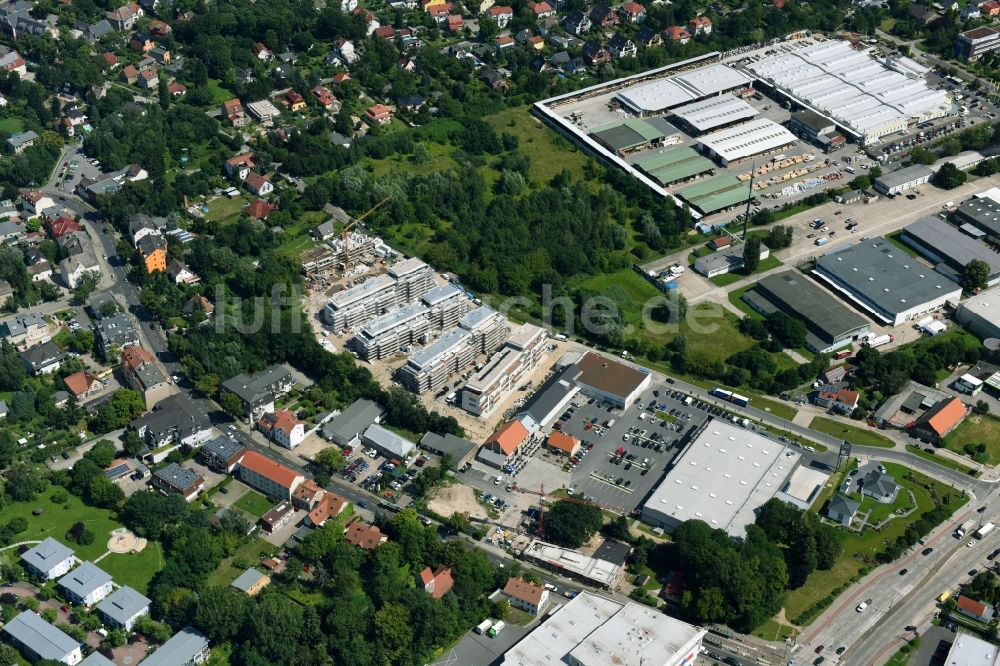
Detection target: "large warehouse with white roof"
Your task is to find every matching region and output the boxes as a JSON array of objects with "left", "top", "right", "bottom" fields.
[
  {"left": 671, "top": 93, "right": 759, "bottom": 134},
  {"left": 640, "top": 419, "right": 800, "bottom": 536},
  {"left": 615, "top": 63, "right": 753, "bottom": 116},
  {"left": 697, "top": 118, "right": 799, "bottom": 166},
  {"left": 746, "top": 40, "right": 952, "bottom": 145}
]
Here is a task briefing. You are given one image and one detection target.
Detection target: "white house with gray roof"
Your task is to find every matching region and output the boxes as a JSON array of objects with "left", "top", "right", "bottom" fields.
[
  {"left": 21, "top": 537, "right": 75, "bottom": 580},
  {"left": 140, "top": 626, "right": 210, "bottom": 666},
  {"left": 96, "top": 585, "right": 150, "bottom": 630},
  {"left": 3, "top": 611, "right": 83, "bottom": 665},
  {"left": 58, "top": 561, "right": 113, "bottom": 605}
]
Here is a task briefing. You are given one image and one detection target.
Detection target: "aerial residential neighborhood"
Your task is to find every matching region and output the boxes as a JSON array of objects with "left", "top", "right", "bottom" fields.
[{"left": 1, "top": 0, "right": 1000, "bottom": 662}]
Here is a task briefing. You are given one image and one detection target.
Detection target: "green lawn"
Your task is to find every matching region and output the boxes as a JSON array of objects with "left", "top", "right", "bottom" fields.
[
  {"left": 207, "top": 78, "right": 236, "bottom": 105},
  {"left": 99, "top": 541, "right": 164, "bottom": 594},
  {"left": 233, "top": 490, "right": 275, "bottom": 518},
  {"left": 484, "top": 106, "right": 590, "bottom": 184},
  {"left": 3, "top": 490, "right": 122, "bottom": 562},
  {"left": 750, "top": 393, "right": 798, "bottom": 421},
  {"left": 655, "top": 410, "right": 677, "bottom": 424},
  {"left": 784, "top": 463, "right": 967, "bottom": 622},
  {"left": 752, "top": 619, "right": 798, "bottom": 641},
  {"left": 942, "top": 415, "right": 1000, "bottom": 465},
  {"left": 207, "top": 539, "right": 277, "bottom": 587},
  {"left": 0, "top": 118, "right": 25, "bottom": 134},
  {"left": 205, "top": 196, "right": 249, "bottom": 223},
  {"left": 859, "top": 474, "right": 915, "bottom": 526},
  {"left": 709, "top": 254, "right": 783, "bottom": 287},
  {"left": 809, "top": 416, "right": 895, "bottom": 448},
  {"left": 906, "top": 445, "right": 979, "bottom": 475},
  {"left": 577, "top": 269, "right": 760, "bottom": 366},
  {"left": 885, "top": 231, "right": 922, "bottom": 259}
]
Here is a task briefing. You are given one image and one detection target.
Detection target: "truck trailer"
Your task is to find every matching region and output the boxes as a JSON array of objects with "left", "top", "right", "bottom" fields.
[
  {"left": 976, "top": 522, "right": 996, "bottom": 540},
  {"left": 863, "top": 334, "right": 894, "bottom": 349}
]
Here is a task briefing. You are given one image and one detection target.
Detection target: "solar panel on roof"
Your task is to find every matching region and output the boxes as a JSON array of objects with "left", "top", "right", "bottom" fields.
[{"left": 105, "top": 463, "right": 129, "bottom": 478}]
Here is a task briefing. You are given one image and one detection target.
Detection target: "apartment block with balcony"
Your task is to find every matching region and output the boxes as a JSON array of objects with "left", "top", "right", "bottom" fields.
[
  {"left": 398, "top": 327, "right": 475, "bottom": 394},
  {"left": 461, "top": 323, "right": 547, "bottom": 416},
  {"left": 349, "top": 302, "right": 431, "bottom": 361}
]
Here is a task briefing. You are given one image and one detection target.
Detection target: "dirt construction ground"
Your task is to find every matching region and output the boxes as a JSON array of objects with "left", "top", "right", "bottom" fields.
[{"left": 428, "top": 484, "right": 488, "bottom": 521}]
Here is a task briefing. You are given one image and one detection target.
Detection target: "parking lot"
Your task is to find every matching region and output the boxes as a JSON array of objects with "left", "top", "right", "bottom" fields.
[{"left": 547, "top": 384, "right": 713, "bottom": 513}]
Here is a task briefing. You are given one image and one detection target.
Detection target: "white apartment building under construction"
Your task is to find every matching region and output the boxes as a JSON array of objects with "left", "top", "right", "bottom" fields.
[
  {"left": 461, "top": 322, "right": 548, "bottom": 416},
  {"left": 322, "top": 258, "right": 435, "bottom": 333}
]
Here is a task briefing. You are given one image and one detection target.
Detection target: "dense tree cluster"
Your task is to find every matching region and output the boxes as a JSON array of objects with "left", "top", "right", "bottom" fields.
[
  {"left": 851, "top": 333, "right": 981, "bottom": 402},
  {"left": 544, "top": 500, "right": 604, "bottom": 548},
  {"left": 755, "top": 499, "right": 843, "bottom": 589}
]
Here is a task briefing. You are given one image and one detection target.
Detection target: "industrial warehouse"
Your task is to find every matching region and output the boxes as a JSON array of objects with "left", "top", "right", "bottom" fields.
[
  {"left": 536, "top": 37, "right": 897, "bottom": 216},
  {"left": 640, "top": 419, "right": 801, "bottom": 537},
  {"left": 746, "top": 39, "right": 952, "bottom": 145},
  {"left": 743, "top": 270, "right": 871, "bottom": 353},
  {"left": 900, "top": 217, "right": 1000, "bottom": 288},
  {"left": 812, "top": 237, "right": 963, "bottom": 326}
]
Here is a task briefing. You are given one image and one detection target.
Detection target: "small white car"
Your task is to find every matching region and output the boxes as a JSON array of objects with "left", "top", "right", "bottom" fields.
[
  {"left": 968, "top": 539, "right": 978, "bottom": 548},
  {"left": 856, "top": 602, "right": 868, "bottom": 612}
]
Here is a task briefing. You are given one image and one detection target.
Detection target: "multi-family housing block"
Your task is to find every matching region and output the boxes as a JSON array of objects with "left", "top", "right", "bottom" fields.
[{"left": 461, "top": 322, "right": 547, "bottom": 416}]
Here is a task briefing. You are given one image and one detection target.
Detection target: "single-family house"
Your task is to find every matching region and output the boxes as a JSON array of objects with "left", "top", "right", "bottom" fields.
[
  {"left": 562, "top": 8, "right": 591, "bottom": 35},
  {"left": 244, "top": 172, "right": 273, "bottom": 197},
  {"left": 222, "top": 98, "right": 248, "bottom": 127},
  {"left": 257, "top": 409, "right": 306, "bottom": 449},
  {"left": 198, "top": 435, "right": 246, "bottom": 473},
  {"left": 365, "top": 104, "right": 393, "bottom": 126},
  {"left": 20, "top": 341, "right": 64, "bottom": 375},
  {"left": 345, "top": 521, "right": 387, "bottom": 550},
  {"left": 814, "top": 387, "right": 860, "bottom": 414},
  {"left": 582, "top": 41, "right": 610, "bottom": 65},
  {"left": 225, "top": 153, "right": 255, "bottom": 180},
  {"left": 635, "top": 26, "right": 662, "bottom": 47},
  {"left": 618, "top": 1, "right": 645, "bottom": 22},
  {"left": 590, "top": 4, "right": 618, "bottom": 27},
  {"left": 418, "top": 566, "right": 454, "bottom": 599},
  {"left": 63, "top": 370, "right": 102, "bottom": 400},
  {"left": 825, "top": 494, "right": 860, "bottom": 526},
  {"left": 861, "top": 469, "right": 899, "bottom": 504},
  {"left": 230, "top": 568, "right": 270, "bottom": 596},
  {"left": 106, "top": 1, "right": 143, "bottom": 30},
  {"left": 609, "top": 34, "right": 637, "bottom": 58},
  {"left": 530, "top": 1, "right": 555, "bottom": 17},
  {"left": 689, "top": 15, "right": 712, "bottom": 34},
  {"left": 254, "top": 42, "right": 273, "bottom": 60},
  {"left": 957, "top": 595, "right": 994, "bottom": 622},
  {"left": 910, "top": 395, "right": 967, "bottom": 443},
  {"left": 502, "top": 576, "right": 548, "bottom": 616}
]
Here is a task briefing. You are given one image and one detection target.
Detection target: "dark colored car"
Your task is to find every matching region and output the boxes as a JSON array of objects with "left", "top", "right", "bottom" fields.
[
  {"left": 899, "top": 568, "right": 908, "bottom": 575},
  {"left": 922, "top": 547, "right": 934, "bottom": 556},
  {"left": 835, "top": 647, "right": 846, "bottom": 655},
  {"left": 905, "top": 626, "right": 917, "bottom": 632},
  {"left": 815, "top": 645, "right": 825, "bottom": 654}
]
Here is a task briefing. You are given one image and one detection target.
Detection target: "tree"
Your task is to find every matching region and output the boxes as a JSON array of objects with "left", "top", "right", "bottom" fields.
[
  {"left": 0, "top": 644, "right": 18, "bottom": 665},
  {"left": 84, "top": 439, "right": 118, "bottom": 468},
  {"left": 544, "top": 501, "right": 603, "bottom": 548},
  {"left": 961, "top": 259, "right": 991, "bottom": 292},
  {"left": 219, "top": 391, "right": 244, "bottom": 419},
  {"left": 314, "top": 447, "right": 346, "bottom": 473},
  {"left": 742, "top": 236, "right": 761, "bottom": 273},
  {"left": 71, "top": 272, "right": 100, "bottom": 304},
  {"left": 89, "top": 389, "right": 145, "bottom": 433},
  {"left": 933, "top": 162, "right": 967, "bottom": 189},
  {"left": 908, "top": 146, "right": 937, "bottom": 165},
  {"left": 193, "top": 587, "right": 248, "bottom": 643},
  {"left": 67, "top": 521, "right": 94, "bottom": 545}
]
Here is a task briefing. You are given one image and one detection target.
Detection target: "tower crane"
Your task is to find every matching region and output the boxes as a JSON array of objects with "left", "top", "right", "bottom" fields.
[
  {"left": 513, "top": 483, "right": 615, "bottom": 538},
  {"left": 341, "top": 197, "right": 391, "bottom": 271}
]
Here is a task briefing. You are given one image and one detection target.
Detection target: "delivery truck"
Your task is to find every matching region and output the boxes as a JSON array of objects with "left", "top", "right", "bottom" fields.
[
  {"left": 488, "top": 621, "right": 505, "bottom": 637},
  {"left": 475, "top": 620, "right": 493, "bottom": 635},
  {"left": 976, "top": 522, "right": 996, "bottom": 540},
  {"left": 957, "top": 519, "right": 976, "bottom": 538}
]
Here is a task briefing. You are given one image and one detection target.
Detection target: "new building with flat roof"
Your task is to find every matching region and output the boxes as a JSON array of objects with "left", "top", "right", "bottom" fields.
[
  {"left": 640, "top": 419, "right": 800, "bottom": 536},
  {"left": 694, "top": 240, "right": 769, "bottom": 278},
  {"left": 942, "top": 630, "right": 999, "bottom": 666},
  {"left": 386, "top": 256, "right": 434, "bottom": 303},
  {"left": 873, "top": 164, "right": 934, "bottom": 195},
  {"left": 420, "top": 282, "right": 469, "bottom": 330},
  {"left": 743, "top": 270, "right": 870, "bottom": 352},
  {"left": 614, "top": 63, "right": 752, "bottom": 115},
  {"left": 521, "top": 540, "right": 625, "bottom": 590},
  {"left": 901, "top": 216, "right": 1000, "bottom": 287},
  {"left": 502, "top": 591, "right": 705, "bottom": 666},
  {"left": 786, "top": 109, "right": 846, "bottom": 152},
  {"left": 349, "top": 302, "right": 430, "bottom": 361},
  {"left": 461, "top": 323, "right": 548, "bottom": 416},
  {"left": 671, "top": 93, "right": 758, "bottom": 135},
  {"left": 956, "top": 291, "right": 1000, "bottom": 340},
  {"left": 697, "top": 118, "right": 798, "bottom": 167},
  {"left": 3, "top": 611, "right": 83, "bottom": 665},
  {"left": 323, "top": 274, "right": 398, "bottom": 333},
  {"left": 198, "top": 436, "right": 246, "bottom": 473},
  {"left": 747, "top": 40, "right": 951, "bottom": 145},
  {"left": 813, "top": 237, "right": 962, "bottom": 326},
  {"left": 398, "top": 327, "right": 474, "bottom": 394}
]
